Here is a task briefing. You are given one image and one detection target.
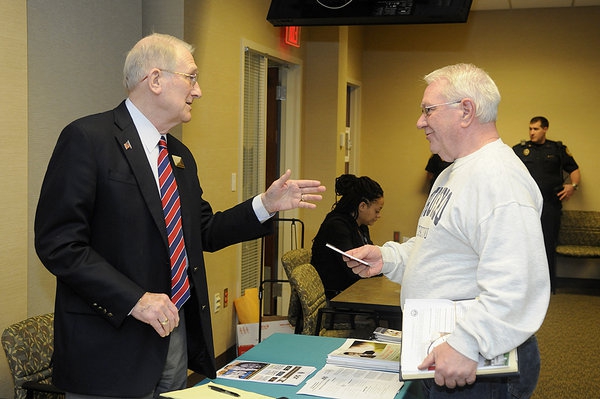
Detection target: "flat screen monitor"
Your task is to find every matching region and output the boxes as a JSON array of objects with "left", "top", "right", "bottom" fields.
[{"left": 267, "top": 0, "right": 473, "bottom": 27}]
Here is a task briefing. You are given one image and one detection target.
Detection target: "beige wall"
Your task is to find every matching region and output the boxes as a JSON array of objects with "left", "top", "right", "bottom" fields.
[
  {"left": 357, "top": 7, "right": 600, "bottom": 246},
  {"left": 182, "top": 0, "right": 307, "bottom": 360},
  {"left": 1, "top": 1, "right": 178, "bottom": 396},
  {"left": 26, "top": 0, "right": 144, "bottom": 320},
  {"left": 0, "top": 1, "right": 28, "bottom": 397},
  {"left": 301, "top": 26, "right": 346, "bottom": 244}
]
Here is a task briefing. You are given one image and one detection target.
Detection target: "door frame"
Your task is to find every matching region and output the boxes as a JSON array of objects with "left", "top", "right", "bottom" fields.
[{"left": 239, "top": 39, "right": 303, "bottom": 315}]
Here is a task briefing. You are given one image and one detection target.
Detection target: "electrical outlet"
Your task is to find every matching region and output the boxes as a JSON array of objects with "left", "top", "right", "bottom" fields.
[{"left": 214, "top": 293, "right": 221, "bottom": 313}]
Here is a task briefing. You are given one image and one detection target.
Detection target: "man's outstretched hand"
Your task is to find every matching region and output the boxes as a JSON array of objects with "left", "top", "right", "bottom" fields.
[{"left": 261, "top": 169, "right": 326, "bottom": 214}]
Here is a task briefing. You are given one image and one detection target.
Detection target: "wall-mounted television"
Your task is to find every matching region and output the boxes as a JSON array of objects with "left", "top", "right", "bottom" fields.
[{"left": 267, "top": 0, "right": 473, "bottom": 27}]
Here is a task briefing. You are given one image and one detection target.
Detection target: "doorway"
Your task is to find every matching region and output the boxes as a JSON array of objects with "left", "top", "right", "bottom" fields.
[
  {"left": 261, "top": 65, "right": 283, "bottom": 315},
  {"left": 345, "top": 83, "right": 361, "bottom": 175},
  {"left": 241, "top": 48, "right": 302, "bottom": 317}
]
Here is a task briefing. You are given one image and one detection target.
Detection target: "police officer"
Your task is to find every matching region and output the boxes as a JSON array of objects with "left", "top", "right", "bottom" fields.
[
  {"left": 425, "top": 153, "right": 453, "bottom": 192},
  {"left": 513, "top": 116, "right": 580, "bottom": 294}
]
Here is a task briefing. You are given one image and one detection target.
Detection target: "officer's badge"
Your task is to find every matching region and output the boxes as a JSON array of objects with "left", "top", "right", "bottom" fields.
[{"left": 523, "top": 148, "right": 530, "bottom": 156}]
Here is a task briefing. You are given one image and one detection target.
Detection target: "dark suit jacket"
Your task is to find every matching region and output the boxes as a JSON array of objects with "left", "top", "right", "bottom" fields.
[{"left": 34, "top": 101, "right": 272, "bottom": 397}]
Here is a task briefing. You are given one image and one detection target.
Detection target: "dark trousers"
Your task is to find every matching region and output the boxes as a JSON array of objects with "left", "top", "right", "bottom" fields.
[
  {"left": 66, "top": 310, "right": 188, "bottom": 399},
  {"left": 421, "top": 336, "right": 540, "bottom": 399},
  {"left": 541, "top": 201, "right": 562, "bottom": 293}
]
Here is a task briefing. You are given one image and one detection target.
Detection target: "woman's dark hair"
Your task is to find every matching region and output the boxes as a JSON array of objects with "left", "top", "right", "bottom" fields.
[{"left": 332, "top": 174, "right": 383, "bottom": 218}]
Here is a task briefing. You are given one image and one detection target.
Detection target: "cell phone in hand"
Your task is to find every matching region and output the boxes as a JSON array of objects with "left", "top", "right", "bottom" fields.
[{"left": 325, "top": 243, "right": 370, "bottom": 266}]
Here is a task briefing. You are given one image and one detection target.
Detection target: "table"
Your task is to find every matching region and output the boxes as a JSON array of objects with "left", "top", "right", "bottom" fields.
[
  {"left": 204, "top": 333, "right": 423, "bottom": 399},
  {"left": 330, "top": 275, "right": 402, "bottom": 328}
]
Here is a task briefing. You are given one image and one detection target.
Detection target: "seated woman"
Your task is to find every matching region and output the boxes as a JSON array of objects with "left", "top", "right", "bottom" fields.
[{"left": 311, "top": 174, "right": 384, "bottom": 299}]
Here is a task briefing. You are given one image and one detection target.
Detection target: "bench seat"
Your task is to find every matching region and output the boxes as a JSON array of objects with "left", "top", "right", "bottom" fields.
[
  {"left": 556, "top": 245, "right": 600, "bottom": 258},
  {"left": 555, "top": 210, "right": 600, "bottom": 282}
]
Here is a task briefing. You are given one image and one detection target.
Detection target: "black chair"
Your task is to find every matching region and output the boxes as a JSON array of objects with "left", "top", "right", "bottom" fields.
[{"left": 286, "top": 263, "right": 377, "bottom": 338}]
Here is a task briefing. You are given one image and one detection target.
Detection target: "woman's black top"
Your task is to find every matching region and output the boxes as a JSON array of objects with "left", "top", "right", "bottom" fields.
[{"left": 311, "top": 211, "right": 372, "bottom": 299}]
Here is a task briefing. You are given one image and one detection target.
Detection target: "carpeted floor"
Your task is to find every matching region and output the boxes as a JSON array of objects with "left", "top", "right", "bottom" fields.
[{"left": 532, "top": 285, "right": 600, "bottom": 399}]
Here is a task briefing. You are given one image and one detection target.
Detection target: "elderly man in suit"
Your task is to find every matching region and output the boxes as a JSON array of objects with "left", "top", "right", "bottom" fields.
[{"left": 34, "top": 33, "right": 325, "bottom": 399}]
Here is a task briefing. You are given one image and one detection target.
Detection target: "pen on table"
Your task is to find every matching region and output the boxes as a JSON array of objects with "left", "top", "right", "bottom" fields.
[{"left": 208, "top": 384, "right": 240, "bottom": 397}]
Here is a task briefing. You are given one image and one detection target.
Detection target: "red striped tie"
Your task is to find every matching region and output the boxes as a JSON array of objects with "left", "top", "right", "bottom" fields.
[{"left": 158, "top": 136, "right": 191, "bottom": 309}]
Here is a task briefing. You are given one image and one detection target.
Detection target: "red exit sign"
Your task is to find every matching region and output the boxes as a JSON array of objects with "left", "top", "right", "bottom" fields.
[{"left": 284, "top": 26, "right": 301, "bottom": 48}]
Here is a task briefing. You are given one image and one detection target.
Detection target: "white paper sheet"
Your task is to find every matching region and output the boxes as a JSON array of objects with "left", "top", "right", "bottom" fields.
[{"left": 297, "top": 364, "right": 403, "bottom": 399}]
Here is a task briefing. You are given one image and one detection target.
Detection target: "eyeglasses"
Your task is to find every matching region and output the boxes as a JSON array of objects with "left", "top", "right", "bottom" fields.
[
  {"left": 160, "top": 69, "right": 198, "bottom": 87},
  {"left": 421, "top": 100, "right": 461, "bottom": 117}
]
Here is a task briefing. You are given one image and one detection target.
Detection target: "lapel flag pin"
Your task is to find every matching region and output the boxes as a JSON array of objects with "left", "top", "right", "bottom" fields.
[{"left": 123, "top": 140, "right": 132, "bottom": 150}]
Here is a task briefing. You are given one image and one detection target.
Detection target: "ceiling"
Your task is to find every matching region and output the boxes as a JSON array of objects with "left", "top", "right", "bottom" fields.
[{"left": 471, "top": 0, "right": 600, "bottom": 10}]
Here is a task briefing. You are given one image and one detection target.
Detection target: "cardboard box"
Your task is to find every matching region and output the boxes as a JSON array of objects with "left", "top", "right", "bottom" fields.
[{"left": 236, "top": 316, "right": 294, "bottom": 356}]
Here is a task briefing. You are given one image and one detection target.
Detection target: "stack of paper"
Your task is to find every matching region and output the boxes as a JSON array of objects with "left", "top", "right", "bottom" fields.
[
  {"left": 373, "top": 327, "right": 402, "bottom": 344},
  {"left": 326, "top": 338, "right": 401, "bottom": 373},
  {"left": 298, "top": 365, "right": 403, "bottom": 399}
]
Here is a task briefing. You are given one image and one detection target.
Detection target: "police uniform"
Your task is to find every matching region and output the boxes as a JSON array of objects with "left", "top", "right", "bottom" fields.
[
  {"left": 425, "top": 154, "right": 453, "bottom": 191},
  {"left": 513, "top": 139, "right": 579, "bottom": 292}
]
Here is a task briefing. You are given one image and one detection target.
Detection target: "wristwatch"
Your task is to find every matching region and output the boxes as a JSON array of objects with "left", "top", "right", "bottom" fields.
[{"left": 572, "top": 183, "right": 579, "bottom": 190}]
